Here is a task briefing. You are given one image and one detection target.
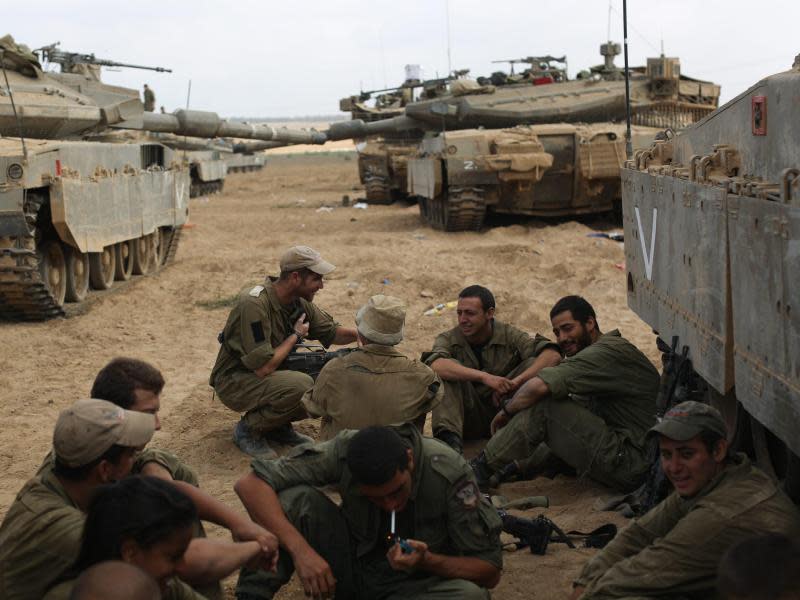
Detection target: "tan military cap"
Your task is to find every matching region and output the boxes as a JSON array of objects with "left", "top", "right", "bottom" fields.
[
  {"left": 648, "top": 400, "right": 728, "bottom": 441},
  {"left": 355, "top": 294, "right": 406, "bottom": 346},
  {"left": 53, "top": 399, "right": 156, "bottom": 468},
  {"left": 279, "top": 246, "right": 335, "bottom": 275}
]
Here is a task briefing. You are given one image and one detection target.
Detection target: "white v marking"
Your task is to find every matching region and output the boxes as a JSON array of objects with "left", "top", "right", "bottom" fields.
[{"left": 635, "top": 206, "right": 658, "bottom": 280}]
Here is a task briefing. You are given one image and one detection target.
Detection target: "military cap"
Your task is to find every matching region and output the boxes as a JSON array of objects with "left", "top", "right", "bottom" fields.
[
  {"left": 280, "top": 246, "right": 335, "bottom": 275},
  {"left": 649, "top": 400, "right": 728, "bottom": 441},
  {"left": 53, "top": 399, "right": 155, "bottom": 468},
  {"left": 355, "top": 294, "right": 406, "bottom": 346}
]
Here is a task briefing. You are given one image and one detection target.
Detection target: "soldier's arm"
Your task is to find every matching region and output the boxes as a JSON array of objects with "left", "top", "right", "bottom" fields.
[
  {"left": 254, "top": 314, "right": 310, "bottom": 377},
  {"left": 431, "top": 358, "right": 514, "bottom": 394},
  {"left": 387, "top": 541, "right": 501, "bottom": 588},
  {"left": 332, "top": 326, "right": 358, "bottom": 345},
  {"left": 508, "top": 348, "right": 562, "bottom": 389},
  {"left": 177, "top": 538, "right": 268, "bottom": 584}
]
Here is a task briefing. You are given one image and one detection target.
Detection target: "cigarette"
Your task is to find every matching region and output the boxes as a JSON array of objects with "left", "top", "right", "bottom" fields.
[{"left": 391, "top": 510, "right": 396, "bottom": 535}]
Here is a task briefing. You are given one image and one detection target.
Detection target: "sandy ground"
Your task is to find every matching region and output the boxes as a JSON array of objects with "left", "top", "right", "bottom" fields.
[{"left": 0, "top": 152, "right": 659, "bottom": 598}]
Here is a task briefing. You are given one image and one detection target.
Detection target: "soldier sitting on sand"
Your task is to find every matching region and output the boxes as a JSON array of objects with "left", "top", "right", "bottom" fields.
[
  {"left": 422, "top": 284, "right": 562, "bottom": 454},
  {"left": 302, "top": 294, "right": 443, "bottom": 441},
  {"left": 470, "top": 295, "right": 660, "bottom": 492},
  {"left": 570, "top": 402, "right": 800, "bottom": 599},
  {"left": 233, "top": 425, "right": 502, "bottom": 600},
  {"left": 210, "top": 246, "right": 358, "bottom": 459}
]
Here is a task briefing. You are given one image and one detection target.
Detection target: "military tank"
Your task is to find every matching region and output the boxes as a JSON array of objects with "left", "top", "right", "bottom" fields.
[
  {"left": 327, "top": 44, "right": 720, "bottom": 228},
  {"left": 621, "top": 54, "right": 800, "bottom": 486},
  {"left": 0, "top": 35, "right": 323, "bottom": 319}
]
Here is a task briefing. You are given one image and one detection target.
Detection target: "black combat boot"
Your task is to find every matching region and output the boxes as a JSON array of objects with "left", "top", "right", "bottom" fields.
[
  {"left": 469, "top": 451, "right": 495, "bottom": 491},
  {"left": 435, "top": 429, "right": 464, "bottom": 455}
]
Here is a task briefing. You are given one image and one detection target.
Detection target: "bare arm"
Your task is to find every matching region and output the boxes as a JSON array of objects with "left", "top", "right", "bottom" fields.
[
  {"left": 509, "top": 349, "right": 562, "bottom": 388},
  {"left": 570, "top": 585, "right": 586, "bottom": 600},
  {"left": 387, "top": 540, "right": 501, "bottom": 588},
  {"left": 490, "top": 376, "right": 552, "bottom": 434},
  {"left": 254, "top": 314, "right": 310, "bottom": 378},
  {"left": 138, "top": 461, "right": 174, "bottom": 480},
  {"left": 177, "top": 538, "right": 263, "bottom": 584},
  {"left": 235, "top": 472, "right": 336, "bottom": 598},
  {"left": 332, "top": 326, "right": 358, "bottom": 345},
  {"left": 430, "top": 358, "right": 514, "bottom": 394}
]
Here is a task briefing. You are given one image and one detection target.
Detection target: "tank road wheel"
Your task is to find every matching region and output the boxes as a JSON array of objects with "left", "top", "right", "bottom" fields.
[
  {"left": 114, "top": 240, "right": 134, "bottom": 281},
  {"left": 364, "top": 177, "right": 393, "bottom": 204},
  {"left": 132, "top": 236, "right": 151, "bottom": 276},
  {"left": 89, "top": 246, "right": 116, "bottom": 290},
  {"left": 64, "top": 246, "right": 90, "bottom": 303},
  {"left": 37, "top": 240, "right": 67, "bottom": 307},
  {"left": 442, "top": 191, "right": 487, "bottom": 232},
  {"left": 149, "top": 230, "right": 165, "bottom": 271}
]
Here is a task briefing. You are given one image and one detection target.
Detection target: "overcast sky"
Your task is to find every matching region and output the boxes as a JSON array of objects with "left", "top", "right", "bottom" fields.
[{"left": 8, "top": 1, "right": 799, "bottom": 118}]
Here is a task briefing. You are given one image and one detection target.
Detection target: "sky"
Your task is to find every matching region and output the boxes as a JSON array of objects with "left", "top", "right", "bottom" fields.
[{"left": 7, "top": 1, "right": 799, "bottom": 118}]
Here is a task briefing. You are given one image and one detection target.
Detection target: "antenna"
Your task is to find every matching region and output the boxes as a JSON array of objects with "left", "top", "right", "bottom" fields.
[
  {"left": 622, "top": 0, "right": 633, "bottom": 159},
  {"left": 183, "top": 79, "right": 192, "bottom": 162},
  {"left": 445, "top": 0, "right": 453, "bottom": 76},
  {"left": 607, "top": 0, "right": 613, "bottom": 42},
  {"left": 0, "top": 50, "right": 28, "bottom": 162}
]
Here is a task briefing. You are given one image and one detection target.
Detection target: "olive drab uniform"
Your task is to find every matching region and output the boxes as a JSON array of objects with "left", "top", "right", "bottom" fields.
[
  {"left": 575, "top": 454, "right": 800, "bottom": 599},
  {"left": 44, "top": 577, "right": 207, "bottom": 600},
  {"left": 0, "top": 467, "right": 85, "bottom": 600},
  {"left": 422, "top": 320, "right": 559, "bottom": 440},
  {"left": 143, "top": 86, "right": 155, "bottom": 112},
  {"left": 302, "top": 344, "right": 444, "bottom": 441},
  {"left": 236, "top": 425, "right": 502, "bottom": 600},
  {"left": 210, "top": 279, "right": 339, "bottom": 434},
  {"left": 485, "top": 330, "right": 659, "bottom": 492}
]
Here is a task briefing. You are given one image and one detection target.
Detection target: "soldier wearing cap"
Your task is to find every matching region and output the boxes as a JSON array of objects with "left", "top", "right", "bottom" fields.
[
  {"left": 470, "top": 295, "right": 660, "bottom": 492},
  {"left": 143, "top": 84, "right": 156, "bottom": 112},
  {"left": 210, "top": 245, "right": 358, "bottom": 458},
  {"left": 0, "top": 399, "right": 156, "bottom": 600},
  {"left": 233, "top": 425, "right": 502, "bottom": 600},
  {"left": 302, "top": 294, "right": 443, "bottom": 441},
  {"left": 422, "top": 284, "right": 562, "bottom": 454},
  {"left": 570, "top": 400, "right": 800, "bottom": 600}
]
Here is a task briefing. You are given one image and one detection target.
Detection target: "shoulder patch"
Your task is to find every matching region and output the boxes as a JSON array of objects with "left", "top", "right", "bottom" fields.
[
  {"left": 250, "top": 321, "right": 266, "bottom": 343},
  {"left": 454, "top": 478, "right": 480, "bottom": 510},
  {"left": 249, "top": 285, "right": 265, "bottom": 297}
]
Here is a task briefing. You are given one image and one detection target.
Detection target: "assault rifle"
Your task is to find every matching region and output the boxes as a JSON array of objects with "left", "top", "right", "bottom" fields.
[
  {"left": 34, "top": 42, "right": 172, "bottom": 73},
  {"left": 499, "top": 510, "right": 616, "bottom": 555},
  {"left": 277, "top": 343, "right": 356, "bottom": 380}
]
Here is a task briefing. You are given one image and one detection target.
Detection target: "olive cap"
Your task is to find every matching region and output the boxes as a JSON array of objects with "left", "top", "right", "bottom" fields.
[
  {"left": 53, "top": 399, "right": 155, "bottom": 468},
  {"left": 279, "top": 246, "right": 335, "bottom": 275},
  {"left": 648, "top": 400, "right": 728, "bottom": 442},
  {"left": 355, "top": 294, "right": 406, "bottom": 346}
]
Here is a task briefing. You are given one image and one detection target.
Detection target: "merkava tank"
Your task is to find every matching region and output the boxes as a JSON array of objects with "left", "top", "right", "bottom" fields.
[
  {"left": 621, "top": 55, "right": 800, "bottom": 485},
  {"left": 0, "top": 36, "right": 323, "bottom": 319},
  {"left": 327, "top": 43, "right": 720, "bottom": 230}
]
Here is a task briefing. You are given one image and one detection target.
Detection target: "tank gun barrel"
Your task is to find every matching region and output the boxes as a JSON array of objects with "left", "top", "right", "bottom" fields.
[
  {"left": 325, "top": 115, "right": 423, "bottom": 141},
  {"left": 35, "top": 42, "right": 172, "bottom": 73},
  {"left": 125, "top": 110, "right": 326, "bottom": 145}
]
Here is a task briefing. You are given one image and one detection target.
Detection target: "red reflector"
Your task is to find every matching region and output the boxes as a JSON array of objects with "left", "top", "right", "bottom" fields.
[
  {"left": 55, "top": 160, "right": 62, "bottom": 176},
  {"left": 532, "top": 76, "right": 555, "bottom": 86}
]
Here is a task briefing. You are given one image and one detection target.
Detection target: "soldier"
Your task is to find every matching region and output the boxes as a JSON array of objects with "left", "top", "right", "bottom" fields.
[
  {"left": 570, "top": 401, "right": 800, "bottom": 599},
  {"left": 717, "top": 534, "right": 800, "bottom": 600},
  {"left": 233, "top": 425, "right": 503, "bottom": 600},
  {"left": 210, "top": 246, "right": 358, "bottom": 458},
  {"left": 470, "top": 295, "right": 660, "bottom": 492},
  {"left": 143, "top": 84, "right": 156, "bottom": 112},
  {"left": 422, "top": 284, "right": 561, "bottom": 453},
  {"left": 0, "top": 399, "right": 156, "bottom": 600},
  {"left": 302, "top": 294, "right": 443, "bottom": 440}
]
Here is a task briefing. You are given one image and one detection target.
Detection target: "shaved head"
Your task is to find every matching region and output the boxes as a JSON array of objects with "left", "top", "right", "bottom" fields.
[{"left": 70, "top": 561, "right": 160, "bottom": 600}]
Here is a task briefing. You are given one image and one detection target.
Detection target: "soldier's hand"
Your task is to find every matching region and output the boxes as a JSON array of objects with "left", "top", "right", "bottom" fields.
[
  {"left": 294, "top": 313, "right": 310, "bottom": 338},
  {"left": 482, "top": 373, "right": 515, "bottom": 394},
  {"left": 231, "top": 521, "right": 280, "bottom": 571},
  {"left": 569, "top": 585, "right": 586, "bottom": 600},
  {"left": 386, "top": 538, "right": 429, "bottom": 572},
  {"left": 293, "top": 546, "right": 336, "bottom": 598},
  {"left": 491, "top": 390, "right": 508, "bottom": 408},
  {"left": 490, "top": 410, "right": 510, "bottom": 435}
]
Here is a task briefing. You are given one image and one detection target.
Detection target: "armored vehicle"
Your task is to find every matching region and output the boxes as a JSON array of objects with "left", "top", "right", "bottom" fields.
[
  {"left": 223, "top": 151, "right": 265, "bottom": 173},
  {"left": 621, "top": 56, "right": 800, "bottom": 483},
  {"left": 328, "top": 44, "right": 720, "bottom": 223},
  {"left": 0, "top": 35, "right": 322, "bottom": 319}
]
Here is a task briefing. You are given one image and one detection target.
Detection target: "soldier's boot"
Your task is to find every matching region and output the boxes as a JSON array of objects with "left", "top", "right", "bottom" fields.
[
  {"left": 233, "top": 420, "right": 278, "bottom": 460},
  {"left": 469, "top": 451, "right": 495, "bottom": 491},
  {"left": 435, "top": 429, "right": 464, "bottom": 455},
  {"left": 263, "top": 423, "right": 314, "bottom": 447}
]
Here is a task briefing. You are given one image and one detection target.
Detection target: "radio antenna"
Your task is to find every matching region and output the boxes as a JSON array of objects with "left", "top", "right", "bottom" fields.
[
  {"left": 622, "top": 0, "right": 633, "bottom": 159},
  {"left": 0, "top": 50, "right": 29, "bottom": 162}
]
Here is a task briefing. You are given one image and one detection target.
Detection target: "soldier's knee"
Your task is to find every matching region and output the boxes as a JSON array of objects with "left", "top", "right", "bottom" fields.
[
  {"left": 449, "top": 580, "right": 490, "bottom": 600},
  {"left": 278, "top": 370, "right": 315, "bottom": 396},
  {"left": 278, "top": 485, "right": 336, "bottom": 522}
]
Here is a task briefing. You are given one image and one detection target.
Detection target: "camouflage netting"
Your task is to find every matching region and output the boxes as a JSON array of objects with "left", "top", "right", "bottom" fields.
[{"left": 0, "top": 34, "right": 42, "bottom": 78}]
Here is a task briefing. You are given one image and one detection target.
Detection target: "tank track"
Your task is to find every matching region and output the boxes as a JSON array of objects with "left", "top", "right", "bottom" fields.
[
  {"left": 163, "top": 227, "right": 182, "bottom": 264},
  {"left": 363, "top": 176, "right": 393, "bottom": 204},
  {"left": 190, "top": 180, "right": 224, "bottom": 198},
  {"left": 419, "top": 189, "right": 487, "bottom": 232},
  {"left": 0, "top": 236, "right": 66, "bottom": 321}
]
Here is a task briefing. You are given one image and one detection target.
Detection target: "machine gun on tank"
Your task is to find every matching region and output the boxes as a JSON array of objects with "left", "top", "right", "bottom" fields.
[{"left": 34, "top": 42, "right": 172, "bottom": 73}]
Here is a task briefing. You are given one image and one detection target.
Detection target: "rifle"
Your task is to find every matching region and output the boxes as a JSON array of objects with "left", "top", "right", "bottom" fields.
[
  {"left": 34, "top": 42, "right": 171, "bottom": 73},
  {"left": 499, "top": 510, "right": 616, "bottom": 555},
  {"left": 277, "top": 343, "right": 356, "bottom": 380}
]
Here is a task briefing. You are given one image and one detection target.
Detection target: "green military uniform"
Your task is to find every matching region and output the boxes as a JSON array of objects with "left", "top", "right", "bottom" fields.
[
  {"left": 484, "top": 330, "right": 659, "bottom": 492},
  {"left": 45, "top": 576, "right": 207, "bottom": 600},
  {"left": 237, "top": 425, "right": 502, "bottom": 600},
  {"left": 143, "top": 86, "right": 156, "bottom": 112},
  {"left": 302, "top": 344, "right": 444, "bottom": 440},
  {"left": 210, "top": 279, "right": 339, "bottom": 433},
  {"left": 422, "top": 320, "right": 559, "bottom": 440},
  {"left": 0, "top": 467, "right": 84, "bottom": 600},
  {"left": 575, "top": 454, "right": 800, "bottom": 599}
]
